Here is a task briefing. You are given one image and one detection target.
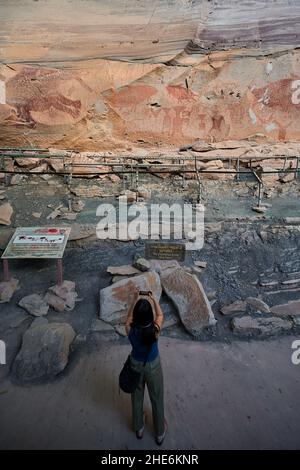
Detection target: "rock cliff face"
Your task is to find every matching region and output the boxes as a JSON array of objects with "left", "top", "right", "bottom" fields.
[{"left": 0, "top": 0, "right": 299, "bottom": 150}]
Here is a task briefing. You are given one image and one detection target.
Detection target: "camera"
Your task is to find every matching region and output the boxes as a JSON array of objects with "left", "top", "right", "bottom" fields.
[{"left": 139, "top": 290, "right": 152, "bottom": 296}]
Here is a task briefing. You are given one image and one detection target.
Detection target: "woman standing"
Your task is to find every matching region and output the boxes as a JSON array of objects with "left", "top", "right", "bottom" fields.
[{"left": 125, "top": 291, "right": 167, "bottom": 445}]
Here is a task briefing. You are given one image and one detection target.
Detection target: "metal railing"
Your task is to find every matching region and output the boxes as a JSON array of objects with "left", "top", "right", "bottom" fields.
[{"left": 1, "top": 148, "right": 299, "bottom": 207}]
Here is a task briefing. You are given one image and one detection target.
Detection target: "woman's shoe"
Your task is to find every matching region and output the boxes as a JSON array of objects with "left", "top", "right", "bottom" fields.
[
  {"left": 135, "top": 412, "right": 146, "bottom": 439},
  {"left": 155, "top": 419, "right": 168, "bottom": 446},
  {"left": 136, "top": 425, "right": 144, "bottom": 439}
]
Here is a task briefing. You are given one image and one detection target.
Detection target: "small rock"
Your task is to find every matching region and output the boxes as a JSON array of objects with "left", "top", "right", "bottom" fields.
[
  {"left": 19, "top": 294, "right": 49, "bottom": 317},
  {"left": 259, "top": 280, "right": 279, "bottom": 288},
  {"left": 280, "top": 172, "right": 294, "bottom": 183},
  {"left": 50, "top": 280, "right": 76, "bottom": 297},
  {"left": 231, "top": 316, "right": 261, "bottom": 335},
  {"left": 138, "top": 189, "right": 151, "bottom": 200},
  {"left": 60, "top": 212, "right": 77, "bottom": 221},
  {"left": 40, "top": 174, "right": 52, "bottom": 181},
  {"left": 284, "top": 217, "right": 300, "bottom": 224},
  {"left": 191, "top": 140, "right": 213, "bottom": 152},
  {"left": 220, "top": 300, "right": 247, "bottom": 315},
  {"left": 231, "top": 316, "right": 292, "bottom": 336},
  {"left": 114, "top": 324, "right": 127, "bottom": 337},
  {"left": 251, "top": 205, "right": 267, "bottom": 214},
  {"left": 10, "top": 174, "right": 26, "bottom": 185},
  {"left": 107, "top": 265, "right": 141, "bottom": 276},
  {"left": 292, "top": 316, "right": 300, "bottom": 326},
  {"left": 246, "top": 297, "right": 270, "bottom": 313},
  {"left": 270, "top": 299, "right": 300, "bottom": 316},
  {"left": 47, "top": 209, "right": 61, "bottom": 220},
  {"left": 133, "top": 255, "right": 151, "bottom": 272},
  {"left": 119, "top": 190, "right": 137, "bottom": 202},
  {"left": 107, "top": 174, "right": 120, "bottom": 183},
  {"left": 281, "top": 279, "right": 300, "bottom": 286},
  {"left": 32, "top": 212, "right": 42, "bottom": 219},
  {"left": 15, "top": 157, "right": 40, "bottom": 169},
  {"left": 47, "top": 179, "right": 59, "bottom": 186},
  {"left": 72, "top": 199, "right": 85, "bottom": 212},
  {"left": 0, "top": 202, "right": 13, "bottom": 226},
  {"left": 194, "top": 261, "right": 207, "bottom": 268},
  {"left": 47, "top": 280, "right": 78, "bottom": 311},
  {"left": 45, "top": 292, "right": 66, "bottom": 312},
  {"left": 30, "top": 162, "right": 48, "bottom": 173},
  {"left": 69, "top": 223, "right": 94, "bottom": 241},
  {"left": 0, "top": 278, "right": 19, "bottom": 303}
]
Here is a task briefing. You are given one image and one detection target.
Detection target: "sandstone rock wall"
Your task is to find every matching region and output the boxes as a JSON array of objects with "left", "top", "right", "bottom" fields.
[{"left": 0, "top": 0, "right": 299, "bottom": 150}]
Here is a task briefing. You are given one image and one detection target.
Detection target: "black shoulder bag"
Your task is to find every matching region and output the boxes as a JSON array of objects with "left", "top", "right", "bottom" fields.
[{"left": 119, "top": 346, "right": 151, "bottom": 394}]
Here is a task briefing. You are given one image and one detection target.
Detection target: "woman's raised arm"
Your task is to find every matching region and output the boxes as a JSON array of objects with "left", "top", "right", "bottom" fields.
[
  {"left": 125, "top": 290, "right": 140, "bottom": 335},
  {"left": 149, "top": 292, "right": 164, "bottom": 332}
]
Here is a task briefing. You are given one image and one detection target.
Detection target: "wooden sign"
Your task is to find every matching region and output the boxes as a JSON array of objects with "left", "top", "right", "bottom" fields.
[{"left": 145, "top": 241, "right": 186, "bottom": 261}]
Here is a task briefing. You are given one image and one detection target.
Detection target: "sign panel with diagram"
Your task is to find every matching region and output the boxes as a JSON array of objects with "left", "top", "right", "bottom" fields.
[{"left": 2, "top": 227, "right": 71, "bottom": 259}]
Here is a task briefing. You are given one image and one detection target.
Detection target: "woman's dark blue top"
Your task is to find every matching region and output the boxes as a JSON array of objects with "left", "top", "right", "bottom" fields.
[{"left": 129, "top": 326, "right": 159, "bottom": 362}]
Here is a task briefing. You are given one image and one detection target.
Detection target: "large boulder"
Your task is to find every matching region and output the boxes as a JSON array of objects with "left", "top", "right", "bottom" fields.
[
  {"left": 160, "top": 267, "right": 216, "bottom": 336},
  {"left": 12, "top": 321, "right": 75, "bottom": 382},
  {"left": 99, "top": 271, "right": 162, "bottom": 324}
]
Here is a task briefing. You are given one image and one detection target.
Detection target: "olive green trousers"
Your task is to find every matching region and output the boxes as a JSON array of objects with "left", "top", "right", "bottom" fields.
[{"left": 130, "top": 355, "right": 165, "bottom": 436}]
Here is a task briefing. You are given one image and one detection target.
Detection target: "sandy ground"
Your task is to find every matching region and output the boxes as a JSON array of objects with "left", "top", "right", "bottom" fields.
[{"left": 0, "top": 335, "right": 300, "bottom": 450}]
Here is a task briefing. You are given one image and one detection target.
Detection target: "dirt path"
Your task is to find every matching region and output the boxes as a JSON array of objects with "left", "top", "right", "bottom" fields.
[{"left": 0, "top": 336, "right": 299, "bottom": 450}]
